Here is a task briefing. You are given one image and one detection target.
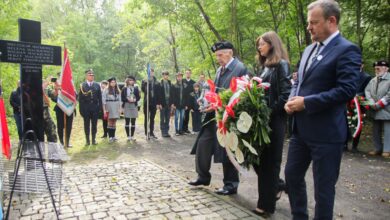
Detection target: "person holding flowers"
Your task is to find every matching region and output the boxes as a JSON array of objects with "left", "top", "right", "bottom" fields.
[
  {"left": 189, "top": 41, "right": 249, "bottom": 196},
  {"left": 252, "top": 31, "right": 291, "bottom": 217}
]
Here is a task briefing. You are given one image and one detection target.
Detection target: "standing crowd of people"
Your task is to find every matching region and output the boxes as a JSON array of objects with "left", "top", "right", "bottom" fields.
[{"left": 4, "top": 0, "right": 389, "bottom": 219}]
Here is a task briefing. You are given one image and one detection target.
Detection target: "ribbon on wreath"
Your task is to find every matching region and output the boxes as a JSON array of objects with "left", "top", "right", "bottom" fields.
[{"left": 350, "top": 96, "right": 363, "bottom": 139}]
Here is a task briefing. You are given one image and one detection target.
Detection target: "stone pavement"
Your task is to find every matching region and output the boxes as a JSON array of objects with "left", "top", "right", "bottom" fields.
[{"left": 4, "top": 160, "right": 260, "bottom": 220}]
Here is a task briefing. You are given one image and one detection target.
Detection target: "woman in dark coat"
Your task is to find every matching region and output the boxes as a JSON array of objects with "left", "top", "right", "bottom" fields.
[{"left": 253, "top": 31, "right": 291, "bottom": 217}]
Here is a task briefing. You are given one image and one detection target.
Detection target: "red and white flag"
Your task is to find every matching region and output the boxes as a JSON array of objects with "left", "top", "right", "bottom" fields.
[
  {"left": 58, "top": 47, "right": 76, "bottom": 116},
  {"left": 0, "top": 97, "right": 11, "bottom": 159}
]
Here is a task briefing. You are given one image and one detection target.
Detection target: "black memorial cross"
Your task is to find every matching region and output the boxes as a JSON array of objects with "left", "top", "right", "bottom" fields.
[{"left": 0, "top": 18, "right": 61, "bottom": 142}]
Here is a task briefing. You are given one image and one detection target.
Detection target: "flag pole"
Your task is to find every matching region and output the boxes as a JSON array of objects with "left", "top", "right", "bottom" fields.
[
  {"left": 146, "top": 64, "right": 150, "bottom": 140},
  {"left": 63, "top": 42, "right": 67, "bottom": 148}
]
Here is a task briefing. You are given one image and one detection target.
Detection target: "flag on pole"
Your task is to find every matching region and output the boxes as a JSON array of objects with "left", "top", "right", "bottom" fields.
[
  {"left": 0, "top": 97, "right": 11, "bottom": 159},
  {"left": 58, "top": 47, "right": 76, "bottom": 116}
]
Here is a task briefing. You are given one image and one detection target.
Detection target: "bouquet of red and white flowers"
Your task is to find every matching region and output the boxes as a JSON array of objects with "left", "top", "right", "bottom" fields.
[{"left": 205, "top": 75, "right": 272, "bottom": 169}]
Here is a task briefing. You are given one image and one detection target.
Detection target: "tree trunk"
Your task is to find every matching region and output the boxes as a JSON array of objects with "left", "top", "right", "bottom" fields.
[
  {"left": 298, "top": 0, "right": 311, "bottom": 46},
  {"left": 193, "top": 24, "right": 217, "bottom": 72},
  {"left": 230, "top": 0, "right": 241, "bottom": 58},
  {"left": 356, "top": 0, "right": 363, "bottom": 51},
  {"left": 194, "top": 0, "right": 223, "bottom": 41},
  {"left": 169, "top": 21, "right": 179, "bottom": 73},
  {"left": 266, "top": 0, "right": 279, "bottom": 32}
]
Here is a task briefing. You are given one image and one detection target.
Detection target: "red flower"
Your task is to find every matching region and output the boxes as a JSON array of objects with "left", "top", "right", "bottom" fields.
[
  {"left": 207, "top": 79, "right": 216, "bottom": 92},
  {"left": 230, "top": 77, "right": 237, "bottom": 92},
  {"left": 205, "top": 92, "right": 222, "bottom": 110},
  {"left": 225, "top": 98, "right": 240, "bottom": 118}
]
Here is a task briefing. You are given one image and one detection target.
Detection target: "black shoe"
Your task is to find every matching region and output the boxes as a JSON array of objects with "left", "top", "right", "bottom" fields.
[
  {"left": 162, "top": 134, "right": 171, "bottom": 138},
  {"left": 188, "top": 179, "right": 210, "bottom": 186},
  {"left": 85, "top": 142, "right": 90, "bottom": 147},
  {"left": 185, "top": 130, "right": 191, "bottom": 134},
  {"left": 175, "top": 132, "right": 180, "bottom": 136},
  {"left": 214, "top": 188, "right": 237, "bottom": 195},
  {"left": 150, "top": 134, "right": 158, "bottom": 139},
  {"left": 92, "top": 140, "right": 98, "bottom": 145},
  {"left": 252, "top": 209, "right": 271, "bottom": 218},
  {"left": 101, "top": 135, "right": 107, "bottom": 138}
]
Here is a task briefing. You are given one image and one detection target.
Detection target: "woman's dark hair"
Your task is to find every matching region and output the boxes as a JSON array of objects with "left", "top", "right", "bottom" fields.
[{"left": 255, "top": 31, "right": 289, "bottom": 67}]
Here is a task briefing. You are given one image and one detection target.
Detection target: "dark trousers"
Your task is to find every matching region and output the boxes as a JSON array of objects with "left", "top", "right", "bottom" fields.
[
  {"left": 191, "top": 110, "right": 202, "bottom": 132},
  {"left": 253, "top": 114, "right": 286, "bottom": 213},
  {"left": 183, "top": 109, "right": 190, "bottom": 132},
  {"left": 195, "top": 125, "right": 239, "bottom": 190},
  {"left": 83, "top": 110, "right": 99, "bottom": 142},
  {"left": 160, "top": 107, "right": 171, "bottom": 135},
  {"left": 102, "top": 118, "right": 108, "bottom": 137},
  {"left": 285, "top": 134, "right": 343, "bottom": 220},
  {"left": 56, "top": 110, "right": 74, "bottom": 146},
  {"left": 144, "top": 106, "right": 156, "bottom": 135},
  {"left": 13, "top": 113, "right": 23, "bottom": 140}
]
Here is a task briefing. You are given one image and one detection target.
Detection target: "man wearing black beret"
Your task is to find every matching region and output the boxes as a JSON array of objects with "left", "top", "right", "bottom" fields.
[
  {"left": 189, "top": 41, "right": 249, "bottom": 195},
  {"left": 365, "top": 60, "right": 390, "bottom": 158}
]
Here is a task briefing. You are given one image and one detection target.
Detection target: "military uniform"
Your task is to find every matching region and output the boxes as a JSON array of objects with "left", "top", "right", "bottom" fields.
[{"left": 79, "top": 81, "right": 102, "bottom": 145}]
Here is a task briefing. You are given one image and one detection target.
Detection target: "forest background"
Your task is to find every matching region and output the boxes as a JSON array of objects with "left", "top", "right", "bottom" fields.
[{"left": 0, "top": 0, "right": 389, "bottom": 117}]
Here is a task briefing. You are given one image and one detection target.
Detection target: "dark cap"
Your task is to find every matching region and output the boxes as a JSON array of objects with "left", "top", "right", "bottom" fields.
[
  {"left": 211, "top": 41, "right": 234, "bottom": 52},
  {"left": 373, "top": 60, "right": 389, "bottom": 67},
  {"left": 107, "top": 77, "right": 116, "bottom": 82},
  {"left": 162, "top": 71, "right": 169, "bottom": 76},
  {"left": 85, "top": 69, "right": 94, "bottom": 74},
  {"left": 127, "top": 75, "right": 136, "bottom": 80}
]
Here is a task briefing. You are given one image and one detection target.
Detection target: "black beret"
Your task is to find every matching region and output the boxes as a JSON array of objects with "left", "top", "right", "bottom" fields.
[
  {"left": 127, "top": 75, "right": 136, "bottom": 80},
  {"left": 85, "top": 69, "right": 94, "bottom": 74},
  {"left": 107, "top": 77, "right": 116, "bottom": 82},
  {"left": 211, "top": 41, "right": 234, "bottom": 52},
  {"left": 373, "top": 60, "right": 389, "bottom": 67}
]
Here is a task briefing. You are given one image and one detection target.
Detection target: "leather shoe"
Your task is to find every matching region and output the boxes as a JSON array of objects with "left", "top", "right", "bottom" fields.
[
  {"left": 92, "top": 140, "right": 98, "bottom": 145},
  {"left": 214, "top": 188, "right": 237, "bottom": 195},
  {"left": 188, "top": 179, "right": 210, "bottom": 186}
]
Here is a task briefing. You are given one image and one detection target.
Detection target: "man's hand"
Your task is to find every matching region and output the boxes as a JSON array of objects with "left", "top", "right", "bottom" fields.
[
  {"left": 286, "top": 96, "right": 305, "bottom": 113},
  {"left": 202, "top": 106, "right": 215, "bottom": 113},
  {"left": 284, "top": 103, "right": 294, "bottom": 115}
]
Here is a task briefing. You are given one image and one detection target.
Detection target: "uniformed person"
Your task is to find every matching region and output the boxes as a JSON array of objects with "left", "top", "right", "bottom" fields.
[
  {"left": 78, "top": 69, "right": 102, "bottom": 146},
  {"left": 189, "top": 41, "right": 249, "bottom": 195},
  {"left": 42, "top": 79, "right": 58, "bottom": 143}
]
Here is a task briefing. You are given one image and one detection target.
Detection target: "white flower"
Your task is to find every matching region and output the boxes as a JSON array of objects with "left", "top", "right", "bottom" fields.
[
  {"left": 242, "top": 139, "right": 258, "bottom": 156},
  {"left": 226, "top": 131, "right": 238, "bottom": 151},
  {"left": 235, "top": 147, "right": 244, "bottom": 164},
  {"left": 216, "top": 129, "right": 227, "bottom": 148},
  {"left": 237, "top": 111, "right": 252, "bottom": 133}
]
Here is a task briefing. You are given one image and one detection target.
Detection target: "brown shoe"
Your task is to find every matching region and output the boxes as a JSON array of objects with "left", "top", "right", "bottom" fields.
[
  {"left": 368, "top": 151, "right": 381, "bottom": 156},
  {"left": 382, "top": 152, "right": 390, "bottom": 158}
]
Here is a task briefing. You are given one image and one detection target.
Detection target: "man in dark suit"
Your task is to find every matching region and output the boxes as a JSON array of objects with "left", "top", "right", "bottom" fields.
[
  {"left": 182, "top": 69, "right": 195, "bottom": 134},
  {"left": 189, "top": 41, "right": 249, "bottom": 195},
  {"left": 157, "top": 71, "right": 173, "bottom": 137},
  {"left": 284, "top": 1, "right": 361, "bottom": 219},
  {"left": 78, "top": 69, "right": 102, "bottom": 146},
  {"left": 141, "top": 68, "right": 159, "bottom": 139}
]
